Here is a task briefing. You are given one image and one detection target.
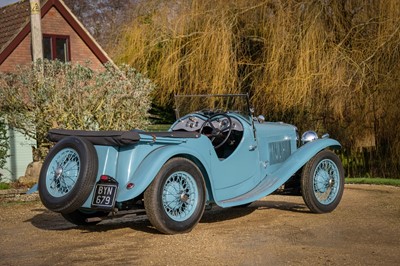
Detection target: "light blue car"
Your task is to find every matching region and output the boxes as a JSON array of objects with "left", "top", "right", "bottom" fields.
[{"left": 36, "top": 94, "right": 344, "bottom": 234}]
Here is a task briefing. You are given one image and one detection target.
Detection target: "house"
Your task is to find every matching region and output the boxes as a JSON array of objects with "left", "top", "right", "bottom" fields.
[
  {"left": 0, "top": 0, "right": 113, "bottom": 72},
  {"left": 0, "top": 0, "right": 114, "bottom": 182}
]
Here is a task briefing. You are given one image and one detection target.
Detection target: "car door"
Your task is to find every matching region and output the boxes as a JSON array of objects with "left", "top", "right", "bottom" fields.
[{"left": 210, "top": 121, "right": 261, "bottom": 201}]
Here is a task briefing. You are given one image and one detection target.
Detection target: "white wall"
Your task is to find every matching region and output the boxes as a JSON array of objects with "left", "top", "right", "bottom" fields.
[{"left": 0, "top": 128, "right": 35, "bottom": 182}]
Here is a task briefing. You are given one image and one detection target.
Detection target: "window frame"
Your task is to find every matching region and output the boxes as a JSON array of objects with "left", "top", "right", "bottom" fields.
[{"left": 42, "top": 34, "right": 71, "bottom": 62}]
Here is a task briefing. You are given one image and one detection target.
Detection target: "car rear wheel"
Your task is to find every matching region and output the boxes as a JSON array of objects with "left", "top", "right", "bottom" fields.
[
  {"left": 38, "top": 136, "right": 98, "bottom": 214},
  {"left": 144, "top": 158, "right": 206, "bottom": 234},
  {"left": 301, "top": 149, "right": 344, "bottom": 213}
]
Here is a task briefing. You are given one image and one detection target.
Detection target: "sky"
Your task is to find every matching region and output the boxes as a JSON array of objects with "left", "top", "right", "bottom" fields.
[{"left": 0, "top": 0, "right": 20, "bottom": 8}]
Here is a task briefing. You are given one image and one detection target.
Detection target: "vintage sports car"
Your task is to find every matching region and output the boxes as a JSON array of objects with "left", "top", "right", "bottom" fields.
[{"left": 33, "top": 94, "right": 344, "bottom": 234}]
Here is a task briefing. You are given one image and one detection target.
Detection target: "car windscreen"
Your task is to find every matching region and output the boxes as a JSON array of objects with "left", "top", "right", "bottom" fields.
[{"left": 174, "top": 94, "right": 252, "bottom": 122}]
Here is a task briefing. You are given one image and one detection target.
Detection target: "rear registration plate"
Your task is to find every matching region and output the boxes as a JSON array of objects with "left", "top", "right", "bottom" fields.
[{"left": 91, "top": 183, "right": 118, "bottom": 210}]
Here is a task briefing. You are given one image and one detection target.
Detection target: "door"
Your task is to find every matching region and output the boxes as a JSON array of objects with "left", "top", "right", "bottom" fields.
[{"left": 211, "top": 126, "right": 260, "bottom": 201}]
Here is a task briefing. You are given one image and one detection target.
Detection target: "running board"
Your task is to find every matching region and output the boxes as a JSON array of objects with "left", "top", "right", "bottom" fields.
[{"left": 219, "top": 174, "right": 286, "bottom": 208}]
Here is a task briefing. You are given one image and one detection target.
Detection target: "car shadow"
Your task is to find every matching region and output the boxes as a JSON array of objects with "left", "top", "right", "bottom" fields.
[
  {"left": 25, "top": 208, "right": 75, "bottom": 231},
  {"left": 250, "top": 200, "right": 309, "bottom": 213},
  {"left": 200, "top": 200, "right": 309, "bottom": 224},
  {"left": 26, "top": 199, "right": 309, "bottom": 234},
  {"left": 25, "top": 208, "right": 160, "bottom": 234}
]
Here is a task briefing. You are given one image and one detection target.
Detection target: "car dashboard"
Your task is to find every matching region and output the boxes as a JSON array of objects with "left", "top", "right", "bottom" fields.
[{"left": 171, "top": 115, "right": 244, "bottom": 132}]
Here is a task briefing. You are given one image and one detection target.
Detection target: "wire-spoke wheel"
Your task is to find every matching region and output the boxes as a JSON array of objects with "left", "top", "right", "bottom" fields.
[
  {"left": 313, "top": 159, "right": 340, "bottom": 205},
  {"left": 301, "top": 149, "right": 344, "bottom": 213},
  {"left": 46, "top": 148, "right": 80, "bottom": 198},
  {"left": 144, "top": 158, "right": 206, "bottom": 234},
  {"left": 39, "top": 136, "right": 98, "bottom": 214},
  {"left": 162, "top": 171, "right": 199, "bottom": 222}
]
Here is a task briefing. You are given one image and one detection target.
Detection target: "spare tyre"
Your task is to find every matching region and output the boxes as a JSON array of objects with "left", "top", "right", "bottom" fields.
[{"left": 38, "top": 136, "right": 98, "bottom": 214}]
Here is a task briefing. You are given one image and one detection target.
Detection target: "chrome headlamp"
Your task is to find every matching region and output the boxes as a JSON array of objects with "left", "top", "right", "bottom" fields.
[{"left": 301, "top": 130, "right": 318, "bottom": 144}]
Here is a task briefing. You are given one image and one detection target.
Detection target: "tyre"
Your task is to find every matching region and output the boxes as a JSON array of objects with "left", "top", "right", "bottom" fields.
[
  {"left": 38, "top": 136, "right": 98, "bottom": 214},
  {"left": 301, "top": 149, "right": 344, "bottom": 213},
  {"left": 62, "top": 209, "right": 109, "bottom": 226},
  {"left": 144, "top": 157, "right": 206, "bottom": 234}
]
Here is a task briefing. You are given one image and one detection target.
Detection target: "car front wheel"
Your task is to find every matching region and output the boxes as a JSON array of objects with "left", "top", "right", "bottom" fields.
[
  {"left": 144, "top": 158, "right": 206, "bottom": 234},
  {"left": 301, "top": 149, "right": 344, "bottom": 213}
]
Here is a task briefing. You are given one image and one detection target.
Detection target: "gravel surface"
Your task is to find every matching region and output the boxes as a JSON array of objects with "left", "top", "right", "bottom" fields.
[{"left": 0, "top": 184, "right": 399, "bottom": 266}]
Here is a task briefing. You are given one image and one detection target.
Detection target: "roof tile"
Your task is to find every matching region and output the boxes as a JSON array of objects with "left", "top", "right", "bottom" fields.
[{"left": 0, "top": 0, "right": 31, "bottom": 53}]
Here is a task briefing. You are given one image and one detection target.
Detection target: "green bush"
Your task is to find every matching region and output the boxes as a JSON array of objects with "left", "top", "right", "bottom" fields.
[
  {"left": 0, "top": 60, "right": 154, "bottom": 159},
  {"left": 0, "top": 114, "right": 9, "bottom": 169}
]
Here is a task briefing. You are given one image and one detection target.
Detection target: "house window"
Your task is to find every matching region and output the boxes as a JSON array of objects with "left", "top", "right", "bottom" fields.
[{"left": 43, "top": 35, "right": 70, "bottom": 62}]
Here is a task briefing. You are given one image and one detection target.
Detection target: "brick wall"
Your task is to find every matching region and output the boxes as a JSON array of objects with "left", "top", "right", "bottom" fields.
[
  {"left": 0, "top": 6, "right": 106, "bottom": 73},
  {"left": 0, "top": 34, "right": 32, "bottom": 72}
]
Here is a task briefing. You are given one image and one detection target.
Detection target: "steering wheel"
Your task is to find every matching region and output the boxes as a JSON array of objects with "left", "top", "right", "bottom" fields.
[{"left": 200, "top": 113, "right": 233, "bottom": 149}]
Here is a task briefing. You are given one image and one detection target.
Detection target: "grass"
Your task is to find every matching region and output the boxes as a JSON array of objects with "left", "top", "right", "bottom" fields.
[
  {"left": 147, "top": 124, "right": 171, "bottom": 132},
  {"left": 345, "top": 178, "right": 400, "bottom": 187},
  {"left": 0, "top": 182, "right": 11, "bottom": 190},
  {"left": 0, "top": 181, "right": 30, "bottom": 190}
]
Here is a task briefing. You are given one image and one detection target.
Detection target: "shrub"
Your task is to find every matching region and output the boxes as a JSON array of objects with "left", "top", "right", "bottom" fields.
[
  {"left": 0, "top": 114, "right": 9, "bottom": 169},
  {"left": 0, "top": 60, "right": 154, "bottom": 159}
]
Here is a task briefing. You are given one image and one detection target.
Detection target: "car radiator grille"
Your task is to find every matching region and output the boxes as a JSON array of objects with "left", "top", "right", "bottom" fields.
[{"left": 269, "top": 140, "right": 291, "bottom": 164}]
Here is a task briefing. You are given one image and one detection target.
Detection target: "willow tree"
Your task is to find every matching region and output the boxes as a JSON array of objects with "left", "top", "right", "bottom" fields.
[{"left": 111, "top": 0, "right": 400, "bottom": 178}]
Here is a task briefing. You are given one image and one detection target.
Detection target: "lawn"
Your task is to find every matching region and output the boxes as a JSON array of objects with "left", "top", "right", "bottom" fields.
[{"left": 345, "top": 178, "right": 400, "bottom": 187}]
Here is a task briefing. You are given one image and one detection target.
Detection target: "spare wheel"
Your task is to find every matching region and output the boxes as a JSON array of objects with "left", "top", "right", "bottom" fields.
[{"left": 38, "top": 136, "right": 98, "bottom": 214}]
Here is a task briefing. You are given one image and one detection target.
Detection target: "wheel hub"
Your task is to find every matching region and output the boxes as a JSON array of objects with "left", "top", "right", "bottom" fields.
[
  {"left": 55, "top": 166, "right": 63, "bottom": 177},
  {"left": 180, "top": 192, "right": 189, "bottom": 203}
]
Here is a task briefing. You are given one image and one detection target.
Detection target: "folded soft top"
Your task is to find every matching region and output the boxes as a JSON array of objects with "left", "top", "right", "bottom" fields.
[{"left": 47, "top": 129, "right": 200, "bottom": 146}]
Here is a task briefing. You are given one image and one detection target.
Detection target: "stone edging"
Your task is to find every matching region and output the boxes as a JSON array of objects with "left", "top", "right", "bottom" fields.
[
  {"left": 0, "top": 188, "right": 39, "bottom": 202},
  {"left": 0, "top": 188, "right": 28, "bottom": 195}
]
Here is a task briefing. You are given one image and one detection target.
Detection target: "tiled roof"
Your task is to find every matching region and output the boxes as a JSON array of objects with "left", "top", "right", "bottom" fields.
[{"left": 0, "top": 0, "right": 31, "bottom": 54}]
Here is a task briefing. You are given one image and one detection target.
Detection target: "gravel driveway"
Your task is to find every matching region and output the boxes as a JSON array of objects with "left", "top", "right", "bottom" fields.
[{"left": 0, "top": 184, "right": 399, "bottom": 265}]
